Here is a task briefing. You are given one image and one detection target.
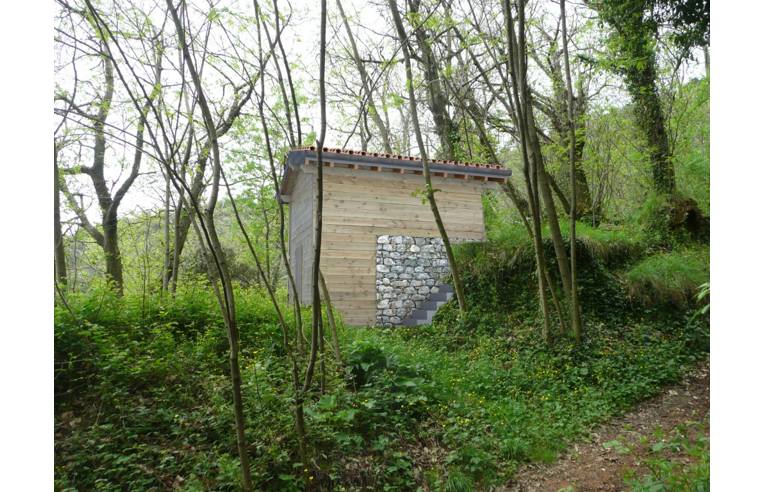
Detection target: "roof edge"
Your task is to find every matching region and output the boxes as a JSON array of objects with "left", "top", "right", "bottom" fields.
[{"left": 279, "top": 147, "right": 512, "bottom": 198}]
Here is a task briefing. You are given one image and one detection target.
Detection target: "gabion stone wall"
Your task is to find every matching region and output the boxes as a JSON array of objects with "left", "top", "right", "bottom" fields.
[{"left": 375, "top": 235, "right": 450, "bottom": 326}]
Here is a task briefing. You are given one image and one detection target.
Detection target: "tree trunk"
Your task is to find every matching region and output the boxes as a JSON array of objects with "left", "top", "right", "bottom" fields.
[
  {"left": 58, "top": 33, "right": 152, "bottom": 297},
  {"left": 251, "top": 0, "right": 309, "bottom": 460},
  {"left": 170, "top": 188, "right": 183, "bottom": 293},
  {"left": 102, "top": 214, "right": 124, "bottom": 295},
  {"left": 560, "top": 0, "right": 583, "bottom": 342},
  {"left": 703, "top": 45, "right": 710, "bottom": 79},
  {"left": 503, "top": 0, "right": 553, "bottom": 340},
  {"left": 554, "top": 113, "right": 593, "bottom": 217},
  {"left": 260, "top": 197, "right": 274, "bottom": 291},
  {"left": 304, "top": 0, "right": 328, "bottom": 394},
  {"left": 162, "top": 171, "right": 171, "bottom": 292},
  {"left": 527, "top": 104, "right": 573, "bottom": 302},
  {"left": 594, "top": 2, "right": 676, "bottom": 196},
  {"left": 319, "top": 269, "right": 342, "bottom": 366},
  {"left": 571, "top": 123, "right": 592, "bottom": 216},
  {"left": 388, "top": 0, "right": 468, "bottom": 314},
  {"left": 166, "top": 1, "right": 252, "bottom": 488},
  {"left": 54, "top": 148, "right": 68, "bottom": 287},
  {"left": 166, "top": 157, "right": 206, "bottom": 289},
  {"left": 538, "top": 49, "right": 594, "bottom": 218},
  {"left": 630, "top": 67, "right": 675, "bottom": 195},
  {"left": 336, "top": 0, "right": 393, "bottom": 153},
  {"left": 408, "top": 0, "right": 461, "bottom": 159}
]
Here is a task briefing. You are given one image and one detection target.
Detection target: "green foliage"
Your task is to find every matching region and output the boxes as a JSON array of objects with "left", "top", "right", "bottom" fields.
[
  {"left": 346, "top": 311, "right": 704, "bottom": 488},
  {"left": 55, "top": 287, "right": 436, "bottom": 490},
  {"left": 623, "top": 420, "right": 710, "bottom": 491},
  {"left": 56, "top": 216, "right": 709, "bottom": 490},
  {"left": 653, "top": 0, "right": 710, "bottom": 50},
  {"left": 55, "top": 286, "right": 295, "bottom": 490},
  {"left": 671, "top": 78, "right": 710, "bottom": 213},
  {"left": 624, "top": 247, "right": 709, "bottom": 308},
  {"left": 634, "top": 192, "right": 677, "bottom": 247},
  {"left": 580, "top": 104, "right": 654, "bottom": 221},
  {"left": 343, "top": 340, "right": 440, "bottom": 431}
]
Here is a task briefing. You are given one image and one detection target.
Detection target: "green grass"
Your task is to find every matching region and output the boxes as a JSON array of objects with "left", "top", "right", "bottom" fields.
[
  {"left": 624, "top": 246, "right": 709, "bottom": 308},
  {"left": 485, "top": 219, "right": 646, "bottom": 268},
  {"left": 557, "top": 221, "right": 647, "bottom": 266}
]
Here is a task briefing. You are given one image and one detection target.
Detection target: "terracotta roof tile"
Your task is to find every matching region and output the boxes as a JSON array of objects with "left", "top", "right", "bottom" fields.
[{"left": 290, "top": 146, "right": 506, "bottom": 171}]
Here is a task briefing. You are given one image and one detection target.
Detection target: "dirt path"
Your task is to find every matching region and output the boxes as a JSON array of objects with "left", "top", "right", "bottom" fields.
[{"left": 502, "top": 360, "right": 710, "bottom": 492}]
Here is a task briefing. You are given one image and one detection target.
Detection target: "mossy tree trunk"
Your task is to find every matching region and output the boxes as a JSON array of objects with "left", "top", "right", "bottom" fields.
[{"left": 591, "top": 0, "right": 676, "bottom": 196}]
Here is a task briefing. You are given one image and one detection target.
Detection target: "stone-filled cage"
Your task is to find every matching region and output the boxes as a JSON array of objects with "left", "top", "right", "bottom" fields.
[{"left": 375, "top": 235, "right": 451, "bottom": 326}]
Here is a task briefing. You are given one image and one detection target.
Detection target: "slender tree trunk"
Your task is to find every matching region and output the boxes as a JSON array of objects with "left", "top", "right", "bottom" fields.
[
  {"left": 252, "top": 0, "right": 308, "bottom": 461},
  {"left": 260, "top": 198, "right": 273, "bottom": 291},
  {"left": 250, "top": 6, "right": 306, "bottom": 353},
  {"left": 552, "top": 121, "right": 592, "bottom": 218},
  {"left": 388, "top": 0, "right": 468, "bottom": 314},
  {"left": 319, "top": 269, "right": 342, "bottom": 366},
  {"left": 526, "top": 159, "right": 553, "bottom": 341},
  {"left": 523, "top": 50, "right": 571, "bottom": 336},
  {"left": 169, "top": 150, "right": 188, "bottom": 294},
  {"left": 534, "top": 150, "right": 572, "bottom": 298},
  {"left": 304, "top": 0, "right": 328, "bottom": 394},
  {"left": 443, "top": 66, "right": 533, "bottom": 221},
  {"left": 141, "top": 216, "right": 152, "bottom": 319},
  {"left": 503, "top": 0, "right": 553, "bottom": 340},
  {"left": 167, "top": 160, "right": 205, "bottom": 288},
  {"left": 166, "top": 2, "right": 252, "bottom": 488},
  {"left": 336, "top": 0, "right": 393, "bottom": 153},
  {"left": 263, "top": 23, "right": 296, "bottom": 146},
  {"left": 318, "top": 313, "right": 326, "bottom": 394},
  {"left": 408, "top": 0, "right": 461, "bottom": 159},
  {"left": 54, "top": 147, "right": 68, "bottom": 287},
  {"left": 560, "top": 0, "right": 583, "bottom": 342},
  {"left": 271, "top": 0, "right": 302, "bottom": 145},
  {"left": 170, "top": 187, "right": 183, "bottom": 293},
  {"left": 162, "top": 171, "right": 171, "bottom": 292},
  {"left": 522, "top": 90, "right": 573, "bottom": 324},
  {"left": 539, "top": 49, "right": 593, "bottom": 218},
  {"left": 703, "top": 45, "right": 710, "bottom": 80}
]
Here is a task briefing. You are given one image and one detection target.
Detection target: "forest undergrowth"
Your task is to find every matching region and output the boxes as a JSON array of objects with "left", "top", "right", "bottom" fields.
[{"left": 55, "top": 220, "right": 709, "bottom": 491}]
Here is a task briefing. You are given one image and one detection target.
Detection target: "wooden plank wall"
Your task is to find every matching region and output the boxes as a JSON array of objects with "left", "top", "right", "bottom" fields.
[
  {"left": 288, "top": 170, "right": 315, "bottom": 304},
  {"left": 311, "top": 166, "right": 493, "bottom": 326}
]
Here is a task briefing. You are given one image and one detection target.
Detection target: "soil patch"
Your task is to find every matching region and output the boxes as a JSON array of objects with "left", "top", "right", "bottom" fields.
[{"left": 503, "top": 360, "right": 710, "bottom": 492}]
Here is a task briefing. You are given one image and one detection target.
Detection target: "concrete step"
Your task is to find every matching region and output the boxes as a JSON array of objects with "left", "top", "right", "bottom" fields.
[{"left": 400, "top": 284, "right": 453, "bottom": 326}]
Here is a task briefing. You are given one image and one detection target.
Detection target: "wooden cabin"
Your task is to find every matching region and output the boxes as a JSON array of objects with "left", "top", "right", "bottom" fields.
[{"left": 279, "top": 147, "right": 512, "bottom": 327}]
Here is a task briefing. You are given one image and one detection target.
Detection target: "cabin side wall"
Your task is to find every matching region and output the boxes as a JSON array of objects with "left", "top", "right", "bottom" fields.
[
  {"left": 288, "top": 168, "right": 315, "bottom": 305},
  {"left": 312, "top": 166, "right": 493, "bottom": 326}
]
